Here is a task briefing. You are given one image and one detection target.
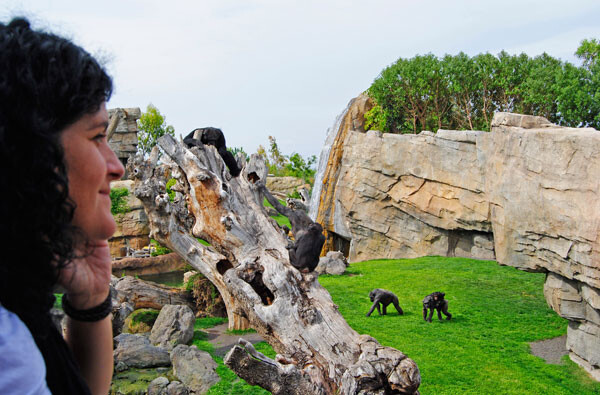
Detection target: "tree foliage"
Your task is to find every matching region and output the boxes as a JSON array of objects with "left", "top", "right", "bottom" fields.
[
  {"left": 368, "top": 40, "right": 600, "bottom": 133},
  {"left": 110, "top": 187, "right": 129, "bottom": 215},
  {"left": 137, "top": 104, "right": 175, "bottom": 155},
  {"left": 256, "top": 136, "right": 317, "bottom": 184}
]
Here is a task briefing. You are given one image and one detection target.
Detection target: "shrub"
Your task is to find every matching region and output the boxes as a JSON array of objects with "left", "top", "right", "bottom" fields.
[
  {"left": 125, "top": 308, "right": 159, "bottom": 333},
  {"left": 150, "top": 239, "right": 172, "bottom": 257},
  {"left": 166, "top": 178, "right": 176, "bottom": 201},
  {"left": 110, "top": 187, "right": 129, "bottom": 215},
  {"left": 186, "top": 273, "right": 226, "bottom": 317}
]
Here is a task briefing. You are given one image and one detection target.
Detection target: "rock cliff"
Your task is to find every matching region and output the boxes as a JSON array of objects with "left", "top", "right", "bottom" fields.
[
  {"left": 313, "top": 100, "right": 600, "bottom": 379},
  {"left": 109, "top": 179, "right": 151, "bottom": 258},
  {"left": 108, "top": 107, "right": 141, "bottom": 172}
]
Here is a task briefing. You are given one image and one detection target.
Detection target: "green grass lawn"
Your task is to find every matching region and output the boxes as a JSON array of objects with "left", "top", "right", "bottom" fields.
[
  {"left": 317, "top": 256, "right": 600, "bottom": 395},
  {"left": 263, "top": 197, "right": 291, "bottom": 229},
  {"left": 114, "top": 256, "right": 600, "bottom": 394},
  {"left": 191, "top": 318, "right": 274, "bottom": 395}
]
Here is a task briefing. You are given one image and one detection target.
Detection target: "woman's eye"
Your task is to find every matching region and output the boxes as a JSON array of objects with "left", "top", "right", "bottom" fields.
[{"left": 93, "top": 133, "right": 107, "bottom": 142}]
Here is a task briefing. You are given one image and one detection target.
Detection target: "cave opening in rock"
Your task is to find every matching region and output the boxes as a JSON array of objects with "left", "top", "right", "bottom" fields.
[{"left": 328, "top": 231, "right": 351, "bottom": 258}]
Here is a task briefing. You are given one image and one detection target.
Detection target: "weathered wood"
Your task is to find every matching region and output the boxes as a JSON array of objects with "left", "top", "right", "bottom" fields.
[
  {"left": 129, "top": 135, "right": 421, "bottom": 394},
  {"left": 112, "top": 276, "right": 195, "bottom": 312}
]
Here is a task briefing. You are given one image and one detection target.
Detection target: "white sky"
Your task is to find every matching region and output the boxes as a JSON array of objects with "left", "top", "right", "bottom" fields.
[{"left": 3, "top": 1, "right": 600, "bottom": 158}]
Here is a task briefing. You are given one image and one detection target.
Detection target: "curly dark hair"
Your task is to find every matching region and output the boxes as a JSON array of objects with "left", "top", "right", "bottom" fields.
[{"left": 0, "top": 17, "right": 113, "bottom": 316}]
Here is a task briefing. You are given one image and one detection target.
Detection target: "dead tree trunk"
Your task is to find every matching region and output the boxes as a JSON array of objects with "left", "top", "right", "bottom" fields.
[{"left": 129, "top": 135, "right": 420, "bottom": 394}]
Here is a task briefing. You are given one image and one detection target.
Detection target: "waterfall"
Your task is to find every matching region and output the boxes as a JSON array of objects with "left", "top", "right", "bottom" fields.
[{"left": 308, "top": 99, "right": 354, "bottom": 220}]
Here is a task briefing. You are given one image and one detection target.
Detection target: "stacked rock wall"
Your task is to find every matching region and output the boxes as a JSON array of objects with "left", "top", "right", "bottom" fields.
[
  {"left": 108, "top": 107, "right": 141, "bottom": 173},
  {"left": 265, "top": 176, "right": 311, "bottom": 197},
  {"left": 314, "top": 103, "right": 600, "bottom": 378},
  {"left": 109, "top": 179, "right": 150, "bottom": 258}
]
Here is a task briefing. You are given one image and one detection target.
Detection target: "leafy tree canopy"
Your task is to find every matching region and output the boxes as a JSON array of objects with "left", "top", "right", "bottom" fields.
[
  {"left": 137, "top": 104, "right": 175, "bottom": 155},
  {"left": 368, "top": 39, "right": 600, "bottom": 134},
  {"left": 256, "top": 136, "right": 317, "bottom": 185}
]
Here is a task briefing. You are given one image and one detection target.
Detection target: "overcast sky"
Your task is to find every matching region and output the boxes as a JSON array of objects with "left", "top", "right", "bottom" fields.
[{"left": 3, "top": 1, "right": 600, "bottom": 158}]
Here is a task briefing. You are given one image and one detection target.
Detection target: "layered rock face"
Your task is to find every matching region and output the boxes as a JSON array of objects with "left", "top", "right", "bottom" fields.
[
  {"left": 314, "top": 104, "right": 600, "bottom": 378},
  {"left": 328, "top": 128, "right": 494, "bottom": 262},
  {"left": 266, "top": 176, "right": 311, "bottom": 197},
  {"left": 108, "top": 107, "right": 141, "bottom": 171},
  {"left": 109, "top": 179, "right": 151, "bottom": 258}
]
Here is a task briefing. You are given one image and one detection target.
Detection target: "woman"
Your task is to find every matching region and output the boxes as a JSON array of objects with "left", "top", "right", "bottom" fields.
[{"left": 0, "top": 17, "right": 124, "bottom": 394}]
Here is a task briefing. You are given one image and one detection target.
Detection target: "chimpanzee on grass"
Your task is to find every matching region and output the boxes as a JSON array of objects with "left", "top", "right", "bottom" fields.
[
  {"left": 183, "top": 127, "right": 241, "bottom": 177},
  {"left": 423, "top": 292, "right": 452, "bottom": 322},
  {"left": 366, "top": 289, "right": 404, "bottom": 317}
]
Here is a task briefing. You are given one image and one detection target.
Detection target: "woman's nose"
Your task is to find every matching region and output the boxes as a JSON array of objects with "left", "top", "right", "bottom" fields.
[{"left": 105, "top": 145, "right": 125, "bottom": 180}]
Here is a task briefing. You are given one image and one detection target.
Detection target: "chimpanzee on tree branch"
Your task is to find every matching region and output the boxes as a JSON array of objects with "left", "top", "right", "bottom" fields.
[
  {"left": 366, "top": 289, "right": 404, "bottom": 317},
  {"left": 422, "top": 292, "right": 452, "bottom": 322},
  {"left": 183, "top": 127, "right": 241, "bottom": 177},
  {"left": 259, "top": 185, "right": 324, "bottom": 273},
  {"left": 260, "top": 184, "right": 313, "bottom": 240},
  {"left": 288, "top": 222, "right": 325, "bottom": 273}
]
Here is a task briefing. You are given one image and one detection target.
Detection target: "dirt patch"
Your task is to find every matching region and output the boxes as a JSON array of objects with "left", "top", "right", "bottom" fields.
[
  {"left": 529, "top": 334, "right": 567, "bottom": 364},
  {"left": 205, "top": 323, "right": 266, "bottom": 357}
]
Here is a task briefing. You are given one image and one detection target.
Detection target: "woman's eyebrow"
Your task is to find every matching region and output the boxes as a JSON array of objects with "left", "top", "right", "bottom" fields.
[{"left": 88, "top": 120, "right": 109, "bottom": 131}]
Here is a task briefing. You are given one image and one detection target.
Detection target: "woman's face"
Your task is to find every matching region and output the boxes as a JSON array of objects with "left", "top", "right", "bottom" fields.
[{"left": 60, "top": 102, "right": 125, "bottom": 241}]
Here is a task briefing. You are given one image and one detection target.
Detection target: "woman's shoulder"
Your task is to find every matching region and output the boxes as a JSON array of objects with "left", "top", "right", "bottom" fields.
[{"left": 0, "top": 304, "right": 51, "bottom": 394}]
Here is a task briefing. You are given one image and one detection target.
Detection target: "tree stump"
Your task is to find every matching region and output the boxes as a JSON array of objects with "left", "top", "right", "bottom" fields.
[{"left": 129, "top": 135, "right": 420, "bottom": 394}]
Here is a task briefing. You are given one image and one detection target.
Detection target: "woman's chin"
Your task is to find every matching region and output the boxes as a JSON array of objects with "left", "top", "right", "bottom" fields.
[{"left": 85, "top": 216, "right": 118, "bottom": 242}]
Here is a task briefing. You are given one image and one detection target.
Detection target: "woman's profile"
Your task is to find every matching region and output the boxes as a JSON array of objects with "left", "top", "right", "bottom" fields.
[{"left": 0, "top": 17, "right": 124, "bottom": 394}]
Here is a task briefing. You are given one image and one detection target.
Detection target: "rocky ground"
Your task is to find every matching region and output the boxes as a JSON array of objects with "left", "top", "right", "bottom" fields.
[{"left": 529, "top": 335, "right": 568, "bottom": 364}]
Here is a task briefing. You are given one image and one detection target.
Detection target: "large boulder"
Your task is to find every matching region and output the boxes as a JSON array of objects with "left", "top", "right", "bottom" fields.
[
  {"left": 171, "top": 344, "right": 220, "bottom": 394},
  {"left": 316, "top": 251, "right": 348, "bottom": 275},
  {"left": 150, "top": 305, "right": 195, "bottom": 350},
  {"left": 113, "top": 333, "right": 171, "bottom": 369},
  {"left": 148, "top": 377, "right": 190, "bottom": 395},
  {"left": 111, "top": 301, "right": 134, "bottom": 336},
  {"left": 148, "top": 377, "right": 170, "bottom": 395}
]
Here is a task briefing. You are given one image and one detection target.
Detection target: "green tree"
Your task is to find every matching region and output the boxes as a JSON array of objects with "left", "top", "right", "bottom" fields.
[
  {"left": 445, "top": 52, "right": 479, "bottom": 130},
  {"left": 575, "top": 38, "right": 600, "bottom": 128},
  {"left": 472, "top": 52, "right": 500, "bottom": 129},
  {"left": 268, "top": 135, "right": 287, "bottom": 172},
  {"left": 228, "top": 146, "right": 249, "bottom": 162},
  {"left": 137, "top": 104, "right": 175, "bottom": 156},
  {"left": 364, "top": 103, "right": 388, "bottom": 131},
  {"left": 255, "top": 137, "right": 317, "bottom": 185},
  {"left": 368, "top": 42, "right": 600, "bottom": 133},
  {"left": 284, "top": 153, "right": 317, "bottom": 184},
  {"left": 575, "top": 38, "right": 600, "bottom": 70},
  {"left": 521, "top": 53, "right": 562, "bottom": 121}
]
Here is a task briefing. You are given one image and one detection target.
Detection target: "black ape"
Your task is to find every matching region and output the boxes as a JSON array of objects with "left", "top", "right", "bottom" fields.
[
  {"left": 260, "top": 185, "right": 324, "bottom": 273},
  {"left": 288, "top": 222, "right": 325, "bottom": 273},
  {"left": 260, "top": 185, "right": 313, "bottom": 240},
  {"left": 422, "top": 292, "right": 452, "bottom": 322},
  {"left": 183, "top": 127, "right": 241, "bottom": 177},
  {"left": 366, "top": 289, "right": 404, "bottom": 317}
]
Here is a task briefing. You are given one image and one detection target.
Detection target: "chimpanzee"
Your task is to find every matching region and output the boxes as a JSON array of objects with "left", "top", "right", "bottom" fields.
[
  {"left": 366, "top": 289, "right": 404, "bottom": 317},
  {"left": 260, "top": 185, "right": 324, "bottom": 272},
  {"left": 183, "top": 127, "right": 241, "bottom": 177},
  {"left": 288, "top": 222, "right": 325, "bottom": 273},
  {"left": 260, "top": 184, "right": 313, "bottom": 240},
  {"left": 422, "top": 292, "right": 452, "bottom": 322}
]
